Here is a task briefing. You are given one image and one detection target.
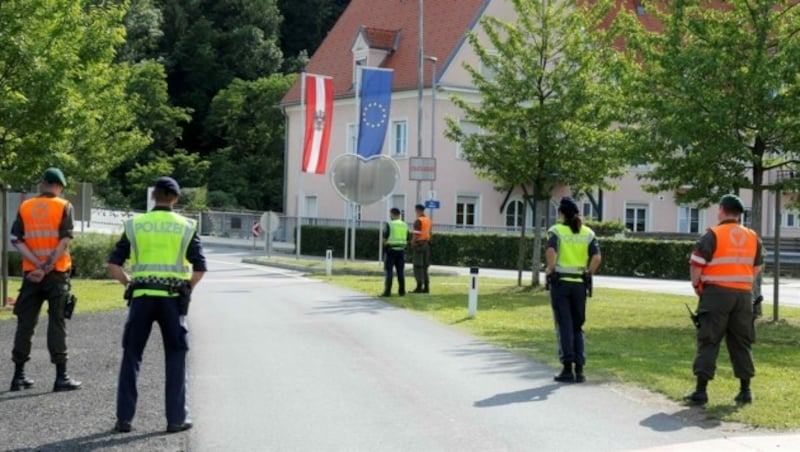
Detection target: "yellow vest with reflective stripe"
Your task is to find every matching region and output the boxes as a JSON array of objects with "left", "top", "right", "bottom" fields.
[
  {"left": 548, "top": 223, "right": 594, "bottom": 282},
  {"left": 387, "top": 219, "right": 408, "bottom": 248},
  {"left": 125, "top": 210, "right": 195, "bottom": 297}
]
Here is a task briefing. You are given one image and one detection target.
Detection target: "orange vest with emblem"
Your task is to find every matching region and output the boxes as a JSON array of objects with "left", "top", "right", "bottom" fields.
[
  {"left": 700, "top": 222, "right": 758, "bottom": 291},
  {"left": 19, "top": 196, "right": 72, "bottom": 272},
  {"left": 415, "top": 216, "right": 432, "bottom": 241}
]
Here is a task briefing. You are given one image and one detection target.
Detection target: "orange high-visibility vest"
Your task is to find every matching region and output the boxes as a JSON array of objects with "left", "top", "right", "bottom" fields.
[
  {"left": 700, "top": 223, "right": 758, "bottom": 291},
  {"left": 414, "top": 216, "right": 432, "bottom": 241},
  {"left": 18, "top": 197, "right": 71, "bottom": 272}
]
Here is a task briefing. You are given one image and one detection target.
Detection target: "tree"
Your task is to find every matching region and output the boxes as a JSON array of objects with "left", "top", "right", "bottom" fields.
[
  {"left": 205, "top": 74, "right": 296, "bottom": 210},
  {"left": 0, "top": 0, "right": 148, "bottom": 187},
  {"left": 620, "top": 0, "right": 800, "bottom": 236},
  {"left": 278, "top": 0, "right": 350, "bottom": 72},
  {"left": 445, "top": 0, "right": 630, "bottom": 287}
]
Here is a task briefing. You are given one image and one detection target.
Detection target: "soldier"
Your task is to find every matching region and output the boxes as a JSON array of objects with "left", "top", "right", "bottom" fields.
[
  {"left": 684, "top": 194, "right": 763, "bottom": 405},
  {"left": 410, "top": 204, "right": 432, "bottom": 293},
  {"left": 9, "top": 167, "right": 81, "bottom": 392}
]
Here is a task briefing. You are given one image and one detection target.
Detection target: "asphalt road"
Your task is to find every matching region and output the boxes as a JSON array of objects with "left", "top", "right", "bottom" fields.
[{"left": 0, "top": 242, "right": 794, "bottom": 451}]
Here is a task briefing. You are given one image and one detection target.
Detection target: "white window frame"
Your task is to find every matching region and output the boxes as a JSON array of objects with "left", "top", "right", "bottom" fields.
[
  {"left": 625, "top": 203, "right": 649, "bottom": 232},
  {"left": 505, "top": 199, "right": 525, "bottom": 229},
  {"left": 455, "top": 194, "right": 480, "bottom": 228},
  {"left": 678, "top": 206, "right": 703, "bottom": 233},
  {"left": 582, "top": 201, "right": 598, "bottom": 221},
  {"left": 353, "top": 56, "right": 367, "bottom": 85},
  {"left": 390, "top": 119, "right": 408, "bottom": 157},
  {"left": 391, "top": 194, "right": 406, "bottom": 220},
  {"left": 456, "top": 120, "right": 480, "bottom": 160},
  {"left": 304, "top": 195, "right": 318, "bottom": 218},
  {"left": 783, "top": 210, "right": 799, "bottom": 228},
  {"left": 480, "top": 50, "right": 498, "bottom": 81}
]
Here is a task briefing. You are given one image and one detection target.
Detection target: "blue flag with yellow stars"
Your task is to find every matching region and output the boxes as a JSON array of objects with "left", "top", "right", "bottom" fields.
[{"left": 357, "top": 67, "right": 393, "bottom": 159}]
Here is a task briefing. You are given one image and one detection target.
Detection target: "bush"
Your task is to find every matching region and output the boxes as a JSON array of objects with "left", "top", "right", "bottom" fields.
[{"left": 69, "top": 233, "right": 118, "bottom": 279}]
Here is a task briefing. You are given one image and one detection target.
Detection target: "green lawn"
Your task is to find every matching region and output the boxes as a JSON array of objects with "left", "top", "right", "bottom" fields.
[
  {"left": 307, "top": 269, "right": 800, "bottom": 430},
  {"left": 0, "top": 278, "right": 125, "bottom": 321}
]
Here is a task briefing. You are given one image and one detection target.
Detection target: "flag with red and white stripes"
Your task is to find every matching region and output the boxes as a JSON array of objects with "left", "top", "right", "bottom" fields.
[{"left": 301, "top": 73, "right": 334, "bottom": 174}]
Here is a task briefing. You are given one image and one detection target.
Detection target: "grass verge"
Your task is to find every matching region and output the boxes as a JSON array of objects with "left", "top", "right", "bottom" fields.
[
  {"left": 309, "top": 271, "right": 800, "bottom": 430},
  {"left": 0, "top": 278, "right": 125, "bottom": 321}
]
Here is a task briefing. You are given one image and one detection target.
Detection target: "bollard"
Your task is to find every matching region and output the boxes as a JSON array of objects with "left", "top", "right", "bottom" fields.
[
  {"left": 325, "top": 248, "right": 333, "bottom": 276},
  {"left": 468, "top": 267, "right": 479, "bottom": 318}
]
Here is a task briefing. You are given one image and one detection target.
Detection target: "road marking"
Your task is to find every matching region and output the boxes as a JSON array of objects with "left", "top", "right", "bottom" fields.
[{"left": 206, "top": 257, "right": 309, "bottom": 278}]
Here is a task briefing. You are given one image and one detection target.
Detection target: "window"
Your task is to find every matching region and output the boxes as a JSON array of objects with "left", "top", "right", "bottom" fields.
[
  {"left": 457, "top": 120, "right": 480, "bottom": 160},
  {"left": 784, "top": 211, "right": 799, "bottom": 228},
  {"left": 304, "top": 195, "right": 318, "bottom": 218},
  {"left": 582, "top": 201, "right": 598, "bottom": 221},
  {"left": 391, "top": 120, "right": 408, "bottom": 156},
  {"left": 505, "top": 199, "right": 524, "bottom": 229},
  {"left": 743, "top": 209, "right": 752, "bottom": 228},
  {"left": 480, "top": 50, "right": 498, "bottom": 81},
  {"left": 391, "top": 194, "right": 406, "bottom": 220},
  {"left": 625, "top": 203, "right": 648, "bottom": 232},
  {"left": 353, "top": 57, "right": 367, "bottom": 84},
  {"left": 347, "top": 123, "right": 357, "bottom": 154},
  {"left": 456, "top": 195, "right": 479, "bottom": 228},
  {"left": 678, "top": 206, "right": 702, "bottom": 233}
]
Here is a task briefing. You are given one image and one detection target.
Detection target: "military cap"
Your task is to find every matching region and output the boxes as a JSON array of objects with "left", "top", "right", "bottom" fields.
[
  {"left": 43, "top": 167, "right": 67, "bottom": 187},
  {"left": 719, "top": 194, "right": 744, "bottom": 213}
]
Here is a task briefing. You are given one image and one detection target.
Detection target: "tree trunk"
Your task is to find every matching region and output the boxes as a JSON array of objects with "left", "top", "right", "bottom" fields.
[
  {"left": 531, "top": 198, "right": 544, "bottom": 288},
  {"left": 517, "top": 199, "right": 527, "bottom": 286}
]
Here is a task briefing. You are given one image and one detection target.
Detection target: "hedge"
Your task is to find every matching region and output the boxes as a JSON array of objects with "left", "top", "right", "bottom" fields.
[
  {"left": 5, "top": 232, "right": 118, "bottom": 279},
  {"left": 298, "top": 225, "right": 694, "bottom": 279}
]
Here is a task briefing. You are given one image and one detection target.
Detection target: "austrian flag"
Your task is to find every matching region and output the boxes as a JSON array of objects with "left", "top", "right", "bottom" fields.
[{"left": 301, "top": 73, "right": 334, "bottom": 174}]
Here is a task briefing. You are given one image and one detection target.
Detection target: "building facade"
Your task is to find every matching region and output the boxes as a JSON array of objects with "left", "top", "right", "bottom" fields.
[{"left": 281, "top": 0, "right": 796, "bottom": 237}]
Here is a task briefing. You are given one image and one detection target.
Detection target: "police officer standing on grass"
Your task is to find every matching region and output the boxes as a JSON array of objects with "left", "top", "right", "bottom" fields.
[
  {"left": 381, "top": 207, "right": 408, "bottom": 297},
  {"left": 9, "top": 167, "right": 82, "bottom": 393},
  {"left": 684, "top": 194, "right": 763, "bottom": 406},
  {"left": 545, "top": 197, "right": 602, "bottom": 383},
  {"left": 411, "top": 204, "right": 432, "bottom": 293},
  {"left": 106, "top": 177, "right": 206, "bottom": 433}
]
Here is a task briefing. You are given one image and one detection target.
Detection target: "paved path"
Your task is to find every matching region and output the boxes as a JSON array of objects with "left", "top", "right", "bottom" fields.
[{"left": 2, "top": 239, "right": 797, "bottom": 451}]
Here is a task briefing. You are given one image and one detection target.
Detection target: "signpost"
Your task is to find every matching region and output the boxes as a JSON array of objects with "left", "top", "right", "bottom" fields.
[{"left": 259, "top": 211, "right": 280, "bottom": 257}]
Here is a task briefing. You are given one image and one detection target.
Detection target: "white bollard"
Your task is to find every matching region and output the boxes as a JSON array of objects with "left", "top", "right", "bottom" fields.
[
  {"left": 325, "top": 248, "right": 333, "bottom": 276},
  {"left": 468, "top": 267, "right": 479, "bottom": 318}
]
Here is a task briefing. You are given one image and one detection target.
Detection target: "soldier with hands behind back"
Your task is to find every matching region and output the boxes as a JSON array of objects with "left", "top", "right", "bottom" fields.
[
  {"left": 106, "top": 177, "right": 207, "bottom": 433},
  {"left": 9, "top": 167, "right": 81, "bottom": 393}
]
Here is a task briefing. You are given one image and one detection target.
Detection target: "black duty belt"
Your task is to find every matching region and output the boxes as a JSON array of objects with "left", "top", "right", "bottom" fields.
[{"left": 131, "top": 277, "right": 189, "bottom": 294}]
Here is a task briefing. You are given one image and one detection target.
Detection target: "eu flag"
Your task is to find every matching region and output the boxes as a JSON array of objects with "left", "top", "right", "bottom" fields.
[{"left": 357, "top": 68, "right": 393, "bottom": 158}]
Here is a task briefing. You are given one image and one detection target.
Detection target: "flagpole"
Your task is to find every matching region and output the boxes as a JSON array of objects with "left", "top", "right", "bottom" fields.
[
  {"left": 416, "top": 0, "right": 425, "bottom": 205},
  {"left": 297, "top": 72, "right": 307, "bottom": 259}
]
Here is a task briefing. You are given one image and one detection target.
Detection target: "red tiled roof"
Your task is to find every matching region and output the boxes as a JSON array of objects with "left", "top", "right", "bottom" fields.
[
  {"left": 362, "top": 27, "right": 401, "bottom": 51},
  {"left": 282, "top": 0, "right": 488, "bottom": 104}
]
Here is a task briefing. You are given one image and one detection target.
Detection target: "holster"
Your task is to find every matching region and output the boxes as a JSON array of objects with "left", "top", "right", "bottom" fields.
[
  {"left": 64, "top": 294, "right": 77, "bottom": 319},
  {"left": 127, "top": 279, "right": 192, "bottom": 314},
  {"left": 583, "top": 273, "right": 593, "bottom": 298},
  {"left": 545, "top": 272, "right": 560, "bottom": 291},
  {"left": 753, "top": 295, "right": 763, "bottom": 319}
]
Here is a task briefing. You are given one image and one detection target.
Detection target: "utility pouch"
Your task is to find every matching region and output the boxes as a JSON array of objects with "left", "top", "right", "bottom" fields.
[{"left": 64, "top": 294, "right": 77, "bottom": 319}]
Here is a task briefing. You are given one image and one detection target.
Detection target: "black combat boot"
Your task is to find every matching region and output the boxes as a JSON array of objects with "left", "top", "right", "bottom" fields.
[
  {"left": 574, "top": 364, "right": 585, "bottom": 383},
  {"left": 53, "top": 363, "right": 81, "bottom": 392},
  {"left": 554, "top": 362, "right": 575, "bottom": 382},
  {"left": 10, "top": 363, "right": 35, "bottom": 391},
  {"left": 734, "top": 378, "right": 752, "bottom": 404},
  {"left": 683, "top": 376, "right": 709, "bottom": 405}
]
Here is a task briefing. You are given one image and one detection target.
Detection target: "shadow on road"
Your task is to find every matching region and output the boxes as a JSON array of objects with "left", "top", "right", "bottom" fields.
[
  {"left": 8, "top": 429, "right": 175, "bottom": 452},
  {"left": 308, "top": 295, "right": 399, "bottom": 316},
  {"left": 474, "top": 383, "right": 561, "bottom": 407}
]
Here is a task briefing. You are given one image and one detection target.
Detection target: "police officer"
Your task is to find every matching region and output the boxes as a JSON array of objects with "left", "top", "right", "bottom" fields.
[
  {"left": 381, "top": 207, "right": 408, "bottom": 297},
  {"left": 9, "top": 167, "right": 82, "bottom": 392},
  {"left": 545, "top": 197, "right": 602, "bottom": 383},
  {"left": 106, "top": 177, "right": 206, "bottom": 433},
  {"left": 685, "top": 194, "right": 763, "bottom": 405},
  {"left": 411, "top": 204, "right": 432, "bottom": 293}
]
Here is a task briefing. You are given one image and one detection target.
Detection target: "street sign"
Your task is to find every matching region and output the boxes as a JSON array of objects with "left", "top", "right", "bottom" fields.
[
  {"left": 424, "top": 200, "right": 440, "bottom": 209},
  {"left": 251, "top": 221, "right": 262, "bottom": 237},
  {"left": 409, "top": 157, "right": 436, "bottom": 181},
  {"left": 259, "top": 211, "right": 280, "bottom": 234}
]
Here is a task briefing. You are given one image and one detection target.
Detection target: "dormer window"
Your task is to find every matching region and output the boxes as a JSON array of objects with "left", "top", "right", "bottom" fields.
[
  {"left": 350, "top": 26, "right": 401, "bottom": 85},
  {"left": 354, "top": 56, "right": 367, "bottom": 85}
]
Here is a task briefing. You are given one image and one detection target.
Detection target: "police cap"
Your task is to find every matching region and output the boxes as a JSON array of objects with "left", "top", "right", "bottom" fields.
[
  {"left": 155, "top": 176, "right": 180, "bottom": 196},
  {"left": 43, "top": 167, "right": 67, "bottom": 187},
  {"left": 559, "top": 196, "right": 580, "bottom": 215},
  {"left": 719, "top": 194, "right": 744, "bottom": 214}
]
